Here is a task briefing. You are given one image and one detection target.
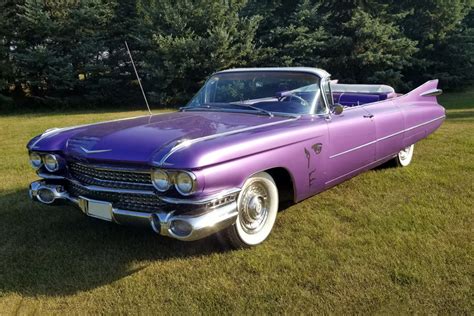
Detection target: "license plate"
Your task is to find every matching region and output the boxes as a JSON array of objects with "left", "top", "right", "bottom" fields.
[{"left": 79, "top": 197, "right": 113, "bottom": 221}]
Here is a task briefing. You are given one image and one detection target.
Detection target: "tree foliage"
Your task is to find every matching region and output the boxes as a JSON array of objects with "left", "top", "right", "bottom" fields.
[
  {"left": 0, "top": 0, "right": 472, "bottom": 110},
  {"left": 137, "top": 0, "right": 261, "bottom": 104}
]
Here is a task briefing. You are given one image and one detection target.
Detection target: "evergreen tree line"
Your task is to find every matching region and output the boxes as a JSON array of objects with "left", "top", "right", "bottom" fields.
[{"left": 0, "top": 0, "right": 472, "bottom": 110}]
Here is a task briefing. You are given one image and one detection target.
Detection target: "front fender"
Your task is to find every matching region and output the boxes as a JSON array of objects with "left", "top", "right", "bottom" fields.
[{"left": 196, "top": 123, "right": 329, "bottom": 202}]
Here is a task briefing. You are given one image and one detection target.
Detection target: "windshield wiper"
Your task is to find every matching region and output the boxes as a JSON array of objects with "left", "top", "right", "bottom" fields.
[
  {"left": 180, "top": 104, "right": 225, "bottom": 111},
  {"left": 228, "top": 102, "right": 274, "bottom": 117},
  {"left": 182, "top": 103, "right": 274, "bottom": 117}
]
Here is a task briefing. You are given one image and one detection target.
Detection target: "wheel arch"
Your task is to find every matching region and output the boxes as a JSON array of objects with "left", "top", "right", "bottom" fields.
[{"left": 256, "top": 167, "right": 296, "bottom": 204}]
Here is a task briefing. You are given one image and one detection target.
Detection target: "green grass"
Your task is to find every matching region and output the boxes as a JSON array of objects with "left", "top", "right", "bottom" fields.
[{"left": 0, "top": 92, "right": 473, "bottom": 314}]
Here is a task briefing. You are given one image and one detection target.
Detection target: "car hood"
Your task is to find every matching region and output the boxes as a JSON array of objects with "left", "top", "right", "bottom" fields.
[{"left": 28, "top": 111, "right": 295, "bottom": 165}]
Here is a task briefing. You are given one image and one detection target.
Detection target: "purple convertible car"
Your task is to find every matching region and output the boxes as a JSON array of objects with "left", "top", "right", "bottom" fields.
[{"left": 27, "top": 67, "right": 445, "bottom": 248}]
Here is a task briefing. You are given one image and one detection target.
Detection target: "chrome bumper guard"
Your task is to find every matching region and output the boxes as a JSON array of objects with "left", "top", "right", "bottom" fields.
[{"left": 29, "top": 181, "right": 238, "bottom": 241}]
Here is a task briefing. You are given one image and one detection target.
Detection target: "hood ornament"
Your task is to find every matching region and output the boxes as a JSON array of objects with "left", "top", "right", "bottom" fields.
[{"left": 80, "top": 146, "right": 112, "bottom": 154}]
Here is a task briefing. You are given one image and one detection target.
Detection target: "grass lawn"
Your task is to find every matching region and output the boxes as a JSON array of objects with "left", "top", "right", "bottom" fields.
[{"left": 0, "top": 91, "right": 472, "bottom": 314}]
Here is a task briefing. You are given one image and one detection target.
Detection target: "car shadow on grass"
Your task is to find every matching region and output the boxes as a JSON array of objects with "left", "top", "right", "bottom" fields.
[{"left": 0, "top": 189, "right": 228, "bottom": 297}]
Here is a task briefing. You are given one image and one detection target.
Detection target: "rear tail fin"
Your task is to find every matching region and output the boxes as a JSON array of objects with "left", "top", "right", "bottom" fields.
[{"left": 401, "top": 79, "right": 442, "bottom": 102}]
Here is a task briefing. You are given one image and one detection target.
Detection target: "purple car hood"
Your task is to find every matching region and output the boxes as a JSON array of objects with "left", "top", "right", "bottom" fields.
[{"left": 28, "top": 111, "right": 294, "bottom": 165}]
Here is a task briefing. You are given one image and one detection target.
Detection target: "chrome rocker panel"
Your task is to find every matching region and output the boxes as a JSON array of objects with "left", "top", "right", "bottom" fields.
[{"left": 29, "top": 181, "right": 238, "bottom": 242}]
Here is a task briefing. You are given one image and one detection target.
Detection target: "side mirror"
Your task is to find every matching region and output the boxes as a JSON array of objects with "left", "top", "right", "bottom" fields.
[{"left": 332, "top": 104, "right": 344, "bottom": 115}]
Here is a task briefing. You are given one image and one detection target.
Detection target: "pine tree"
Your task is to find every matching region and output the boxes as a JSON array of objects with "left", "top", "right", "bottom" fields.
[
  {"left": 313, "top": 1, "right": 416, "bottom": 87},
  {"left": 246, "top": 0, "right": 418, "bottom": 88},
  {"left": 98, "top": 1, "right": 147, "bottom": 106},
  {"left": 137, "top": 0, "right": 262, "bottom": 106},
  {"left": 0, "top": 0, "right": 23, "bottom": 109},
  {"left": 436, "top": 9, "right": 474, "bottom": 88},
  {"left": 392, "top": 0, "right": 473, "bottom": 88},
  {"left": 338, "top": 7, "right": 417, "bottom": 87},
  {"left": 12, "top": 0, "right": 114, "bottom": 105},
  {"left": 0, "top": 0, "right": 19, "bottom": 93},
  {"left": 262, "top": 0, "right": 333, "bottom": 68}
]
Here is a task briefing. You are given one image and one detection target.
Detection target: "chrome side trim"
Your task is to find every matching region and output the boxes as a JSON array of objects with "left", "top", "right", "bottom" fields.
[
  {"left": 158, "top": 117, "right": 298, "bottom": 166},
  {"left": 330, "top": 139, "right": 378, "bottom": 159},
  {"left": 403, "top": 115, "right": 445, "bottom": 131},
  {"left": 329, "top": 115, "right": 445, "bottom": 159},
  {"left": 420, "top": 89, "right": 443, "bottom": 97},
  {"left": 159, "top": 188, "right": 240, "bottom": 205}
]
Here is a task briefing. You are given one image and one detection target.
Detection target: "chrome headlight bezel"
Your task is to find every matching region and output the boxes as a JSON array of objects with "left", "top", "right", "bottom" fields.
[
  {"left": 152, "top": 169, "right": 171, "bottom": 192},
  {"left": 175, "top": 171, "right": 197, "bottom": 196},
  {"left": 29, "top": 152, "right": 43, "bottom": 169},
  {"left": 44, "top": 154, "right": 59, "bottom": 172}
]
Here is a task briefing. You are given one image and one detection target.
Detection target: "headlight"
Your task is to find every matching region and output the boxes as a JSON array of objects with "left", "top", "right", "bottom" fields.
[
  {"left": 175, "top": 171, "right": 196, "bottom": 195},
  {"left": 29, "top": 152, "right": 42, "bottom": 169},
  {"left": 152, "top": 169, "right": 171, "bottom": 192},
  {"left": 44, "top": 154, "right": 59, "bottom": 172}
]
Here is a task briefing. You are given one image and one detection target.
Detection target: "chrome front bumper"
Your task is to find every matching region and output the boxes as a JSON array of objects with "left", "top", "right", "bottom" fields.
[{"left": 29, "top": 181, "right": 238, "bottom": 241}]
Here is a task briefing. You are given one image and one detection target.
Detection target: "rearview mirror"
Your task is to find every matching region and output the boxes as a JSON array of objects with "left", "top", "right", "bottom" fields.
[{"left": 332, "top": 104, "right": 344, "bottom": 115}]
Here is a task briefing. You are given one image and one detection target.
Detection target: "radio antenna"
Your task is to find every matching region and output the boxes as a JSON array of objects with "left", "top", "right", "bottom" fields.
[{"left": 124, "top": 41, "right": 152, "bottom": 115}]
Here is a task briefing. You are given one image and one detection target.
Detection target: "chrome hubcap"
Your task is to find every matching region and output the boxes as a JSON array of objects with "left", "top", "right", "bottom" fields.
[
  {"left": 239, "top": 182, "right": 269, "bottom": 234},
  {"left": 399, "top": 146, "right": 411, "bottom": 161}
]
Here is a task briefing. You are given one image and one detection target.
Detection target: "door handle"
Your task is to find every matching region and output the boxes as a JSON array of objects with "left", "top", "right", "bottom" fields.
[{"left": 363, "top": 114, "right": 374, "bottom": 118}]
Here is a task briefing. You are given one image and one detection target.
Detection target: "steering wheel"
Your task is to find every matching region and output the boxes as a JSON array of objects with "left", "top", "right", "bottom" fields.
[{"left": 280, "top": 94, "right": 310, "bottom": 107}]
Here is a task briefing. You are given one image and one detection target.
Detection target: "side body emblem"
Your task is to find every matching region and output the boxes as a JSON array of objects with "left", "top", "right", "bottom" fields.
[{"left": 312, "top": 143, "right": 322, "bottom": 154}]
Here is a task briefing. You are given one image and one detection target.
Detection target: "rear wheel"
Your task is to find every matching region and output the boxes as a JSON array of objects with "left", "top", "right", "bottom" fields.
[
  {"left": 223, "top": 172, "right": 279, "bottom": 248},
  {"left": 395, "top": 144, "right": 414, "bottom": 167}
]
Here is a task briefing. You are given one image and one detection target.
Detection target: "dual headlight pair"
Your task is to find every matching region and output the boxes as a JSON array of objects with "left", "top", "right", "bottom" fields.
[
  {"left": 30, "top": 152, "right": 196, "bottom": 195},
  {"left": 152, "top": 169, "right": 196, "bottom": 196},
  {"left": 29, "top": 152, "right": 59, "bottom": 172}
]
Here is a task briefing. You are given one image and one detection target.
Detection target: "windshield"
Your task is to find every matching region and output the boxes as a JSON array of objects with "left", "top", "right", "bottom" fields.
[{"left": 185, "top": 71, "right": 326, "bottom": 115}]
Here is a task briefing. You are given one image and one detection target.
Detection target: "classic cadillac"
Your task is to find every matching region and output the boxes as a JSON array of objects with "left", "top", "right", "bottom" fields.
[{"left": 27, "top": 67, "right": 445, "bottom": 248}]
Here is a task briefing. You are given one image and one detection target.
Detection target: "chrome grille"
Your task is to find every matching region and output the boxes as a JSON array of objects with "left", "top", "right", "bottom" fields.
[
  {"left": 69, "top": 163, "right": 152, "bottom": 190},
  {"left": 67, "top": 182, "right": 165, "bottom": 213}
]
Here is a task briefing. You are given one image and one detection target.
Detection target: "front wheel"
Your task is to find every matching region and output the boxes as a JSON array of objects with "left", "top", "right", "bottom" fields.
[
  {"left": 223, "top": 172, "right": 279, "bottom": 248},
  {"left": 395, "top": 144, "right": 415, "bottom": 167}
]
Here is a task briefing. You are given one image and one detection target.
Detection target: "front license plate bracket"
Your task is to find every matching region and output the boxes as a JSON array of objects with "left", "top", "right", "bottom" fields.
[{"left": 78, "top": 197, "right": 113, "bottom": 221}]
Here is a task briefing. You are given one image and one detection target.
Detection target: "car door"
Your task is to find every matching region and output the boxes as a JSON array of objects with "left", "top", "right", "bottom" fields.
[
  {"left": 363, "top": 100, "right": 404, "bottom": 160},
  {"left": 325, "top": 106, "right": 376, "bottom": 187}
]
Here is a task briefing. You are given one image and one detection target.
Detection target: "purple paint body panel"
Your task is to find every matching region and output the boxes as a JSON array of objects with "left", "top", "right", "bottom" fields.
[{"left": 27, "top": 68, "right": 445, "bottom": 244}]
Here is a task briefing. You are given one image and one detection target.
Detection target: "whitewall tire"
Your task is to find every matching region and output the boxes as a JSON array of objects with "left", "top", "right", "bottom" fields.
[
  {"left": 224, "top": 172, "right": 279, "bottom": 248},
  {"left": 396, "top": 144, "right": 414, "bottom": 167}
]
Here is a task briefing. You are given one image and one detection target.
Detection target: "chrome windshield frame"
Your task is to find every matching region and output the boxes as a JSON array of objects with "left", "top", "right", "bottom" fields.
[{"left": 183, "top": 69, "right": 330, "bottom": 116}]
